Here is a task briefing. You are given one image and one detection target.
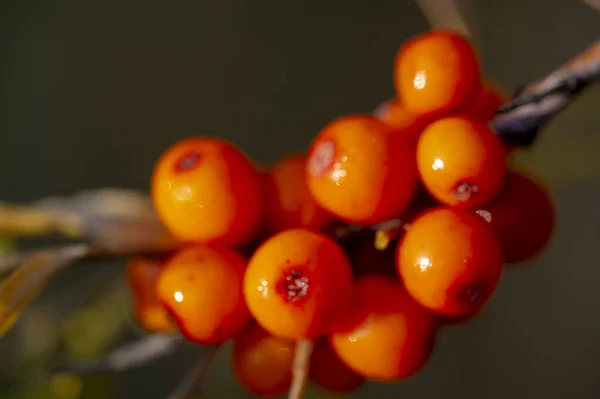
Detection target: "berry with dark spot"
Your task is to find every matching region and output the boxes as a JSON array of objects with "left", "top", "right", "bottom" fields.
[
  {"left": 151, "top": 137, "right": 263, "bottom": 246},
  {"left": 416, "top": 116, "right": 507, "bottom": 207},
  {"left": 397, "top": 207, "right": 503, "bottom": 317},
  {"left": 306, "top": 115, "right": 419, "bottom": 224},
  {"left": 243, "top": 228, "right": 353, "bottom": 340}
]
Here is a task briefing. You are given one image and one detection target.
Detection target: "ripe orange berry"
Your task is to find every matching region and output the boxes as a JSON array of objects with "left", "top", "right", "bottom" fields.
[
  {"left": 330, "top": 275, "right": 438, "bottom": 381},
  {"left": 243, "top": 228, "right": 353, "bottom": 340},
  {"left": 397, "top": 207, "right": 503, "bottom": 317},
  {"left": 395, "top": 30, "right": 481, "bottom": 118},
  {"left": 262, "top": 153, "right": 332, "bottom": 233},
  {"left": 473, "top": 170, "right": 555, "bottom": 264},
  {"left": 373, "top": 99, "right": 426, "bottom": 143},
  {"left": 156, "top": 245, "right": 250, "bottom": 344},
  {"left": 151, "top": 137, "right": 262, "bottom": 246},
  {"left": 417, "top": 116, "right": 507, "bottom": 207},
  {"left": 463, "top": 80, "right": 509, "bottom": 121},
  {"left": 126, "top": 256, "right": 176, "bottom": 333},
  {"left": 232, "top": 323, "right": 294, "bottom": 396},
  {"left": 306, "top": 115, "right": 418, "bottom": 224},
  {"left": 309, "top": 338, "right": 364, "bottom": 393}
]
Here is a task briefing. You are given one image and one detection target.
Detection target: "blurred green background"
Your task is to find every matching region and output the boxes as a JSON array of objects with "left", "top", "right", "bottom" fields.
[{"left": 0, "top": 0, "right": 599, "bottom": 398}]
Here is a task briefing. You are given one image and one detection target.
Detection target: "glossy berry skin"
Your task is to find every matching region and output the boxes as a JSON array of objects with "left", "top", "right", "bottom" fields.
[
  {"left": 417, "top": 116, "right": 507, "bottom": 207},
  {"left": 126, "top": 256, "right": 176, "bottom": 333},
  {"left": 306, "top": 115, "right": 419, "bottom": 224},
  {"left": 395, "top": 30, "right": 481, "bottom": 118},
  {"left": 243, "top": 228, "right": 353, "bottom": 340},
  {"left": 373, "top": 99, "right": 426, "bottom": 143},
  {"left": 232, "top": 324, "right": 294, "bottom": 396},
  {"left": 156, "top": 245, "right": 250, "bottom": 344},
  {"left": 310, "top": 338, "right": 364, "bottom": 393},
  {"left": 262, "top": 153, "right": 332, "bottom": 234},
  {"left": 330, "top": 275, "right": 438, "bottom": 381},
  {"left": 397, "top": 207, "right": 503, "bottom": 317},
  {"left": 151, "top": 137, "right": 262, "bottom": 246},
  {"left": 463, "top": 80, "right": 509, "bottom": 121},
  {"left": 473, "top": 170, "right": 555, "bottom": 264}
]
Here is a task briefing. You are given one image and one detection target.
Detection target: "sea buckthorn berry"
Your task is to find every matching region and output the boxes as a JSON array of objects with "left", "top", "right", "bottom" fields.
[
  {"left": 395, "top": 30, "right": 481, "bottom": 118},
  {"left": 306, "top": 115, "right": 419, "bottom": 224},
  {"left": 243, "top": 228, "right": 353, "bottom": 340},
  {"left": 330, "top": 275, "right": 438, "bottom": 381},
  {"left": 232, "top": 324, "right": 294, "bottom": 396},
  {"left": 463, "top": 79, "right": 509, "bottom": 121},
  {"left": 397, "top": 207, "right": 503, "bottom": 317},
  {"left": 262, "top": 153, "right": 332, "bottom": 233},
  {"left": 126, "top": 256, "right": 176, "bottom": 333},
  {"left": 473, "top": 170, "right": 555, "bottom": 264},
  {"left": 373, "top": 99, "right": 426, "bottom": 143},
  {"left": 416, "top": 116, "right": 507, "bottom": 207},
  {"left": 309, "top": 338, "right": 364, "bottom": 393},
  {"left": 156, "top": 245, "right": 250, "bottom": 344},
  {"left": 151, "top": 137, "right": 262, "bottom": 246}
]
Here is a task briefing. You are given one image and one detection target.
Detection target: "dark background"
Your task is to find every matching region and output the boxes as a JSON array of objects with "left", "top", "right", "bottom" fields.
[{"left": 1, "top": 0, "right": 599, "bottom": 398}]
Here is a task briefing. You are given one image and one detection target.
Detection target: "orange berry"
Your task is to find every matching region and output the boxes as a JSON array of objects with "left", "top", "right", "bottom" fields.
[
  {"left": 306, "top": 115, "right": 418, "bottom": 224},
  {"left": 473, "top": 170, "right": 555, "bottom": 264},
  {"left": 156, "top": 245, "right": 250, "bottom": 344},
  {"left": 395, "top": 30, "right": 481, "bottom": 118},
  {"left": 309, "top": 338, "right": 364, "bottom": 393},
  {"left": 232, "top": 324, "right": 294, "bottom": 396},
  {"left": 373, "top": 99, "right": 426, "bottom": 143},
  {"left": 262, "top": 153, "right": 332, "bottom": 233},
  {"left": 243, "top": 228, "right": 353, "bottom": 340},
  {"left": 417, "top": 116, "right": 507, "bottom": 207},
  {"left": 151, "top": 137, "right": 262, "bottom": 246},
  {"left": 331, "top": 275, "right": 438, "bottom": 381},
  {"left": 463, "top": 80, "right": 509, "bottom": 121},
  {"left": 126, "top": 256, "right": 177, "bottom": 333},
  {"left": 397, "top": 207, "right": 503, "bottom": 317}
]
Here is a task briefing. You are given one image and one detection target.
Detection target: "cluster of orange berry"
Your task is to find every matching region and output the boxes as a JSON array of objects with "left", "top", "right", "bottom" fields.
[{"left": 126, "top": 29, "right": 555, "bottom": 396}]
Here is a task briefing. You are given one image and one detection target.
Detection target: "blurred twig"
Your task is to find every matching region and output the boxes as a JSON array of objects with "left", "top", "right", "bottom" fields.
[
  {"left": 583, "top": 0, "right": 600, "bottom": 12},
  {"left": 288, "top": 340, "right": 313, "bottom": 399},
  {"left": 492, "top": 39, "right": 600, "bottom": 146},
  {"left": 415, "top": 0, "right": 471, "bottom": 37},
  {"left": 166, "top": 346, "right": 220, "bottom": 399},
  {"left": 0, "top": 244, "right": 92, "bottom": 339},
  {"left": 53, "top": 334, "right": 183, "bottom": 376}
]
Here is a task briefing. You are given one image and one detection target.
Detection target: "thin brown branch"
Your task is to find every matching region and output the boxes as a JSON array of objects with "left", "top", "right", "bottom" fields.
[
  {"left": 415, "top": 0, "right": 471, "bottom": 37},
  {"left": 53, "top": 334, "right": 183, "bottom": 375},
  {"left": 167, "top": 345, "right": 220, "bottom": 399},
  {"left": 583, "top": 0, "right": 600, "bottom": 12},
  {"left": 0, "top": 203, "right": 84, "bottom": 238},
  {"left": 492, "top": 39, "right": 600, "bottom": 146},
  {"left": 0, "top": 189, "right": 180, "bottom": 252},
  {"left": 288, "top": 340, "right": 314, "bottom": 399}
]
